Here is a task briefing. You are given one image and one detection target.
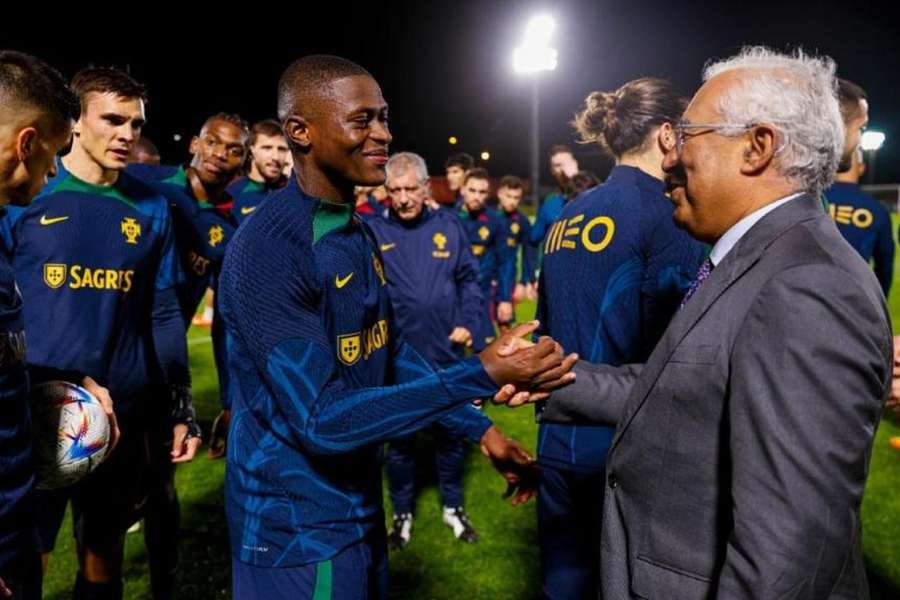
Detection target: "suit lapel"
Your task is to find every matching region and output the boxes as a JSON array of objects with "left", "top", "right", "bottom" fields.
[{"left": 610, "top": 193, "right": 825, "bottom": 449}]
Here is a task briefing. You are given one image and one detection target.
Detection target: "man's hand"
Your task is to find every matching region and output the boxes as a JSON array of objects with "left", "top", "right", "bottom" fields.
[
  {"left": 525, "top": 283, "right": 538, "bottom": 301},
  {"left": 448, "top": 326, "right": 473, "bottom": 348},
  {"left": 493, "top": 384, "right": 549, "bottom": 407},
  {"left": 497, "top": 301, "right": 514, "bottom": 324},
  {"left": 479, "top": 426, "right": 538, "bottom": 506},
  {"left": 82, "top": 376, "right": 120, "bottom": 453},
  {"left": 171, "top": 423, "right": 201, "bottom": 464},
  {"left": 513, "top": 284, "right": 527, "bottom": 303},
  {"left": 480, "top": 322, "right": 577, "bottom": 404},
  {"left": 0, "top": 575, "right": 11, "bottom": 598},
  {"left": 208, "top": 409, "right": 231, "bottom": 459},
  {"left": 887, "top": 334, "right": 900, "bottom": 416}
]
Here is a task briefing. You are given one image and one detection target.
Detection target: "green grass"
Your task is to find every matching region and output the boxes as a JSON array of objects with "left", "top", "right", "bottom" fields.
[{"left": 43, "top": 231, "right": 900, "bottom": 598}]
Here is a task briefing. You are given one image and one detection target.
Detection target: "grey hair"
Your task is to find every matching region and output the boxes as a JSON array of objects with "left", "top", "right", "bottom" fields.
[
  {"left": 385, "top": 151, "right": 429, "bottom": 184},
  {"left": 703, "top": 46, "right": 844, "bottom": 194}
]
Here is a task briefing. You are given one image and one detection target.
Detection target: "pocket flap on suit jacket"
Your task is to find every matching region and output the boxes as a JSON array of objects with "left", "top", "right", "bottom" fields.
[
  {"left": 668, "top": 343, "right": 720, "bottom": 365},
  {"left": 633, "top": 554, "right": 713, "bottom": 599}
]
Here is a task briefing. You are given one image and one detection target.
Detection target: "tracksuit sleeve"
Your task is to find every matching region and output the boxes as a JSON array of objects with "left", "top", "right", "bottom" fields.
[{"left": 222, "top": 230, "right": 499, "bottom": 456}]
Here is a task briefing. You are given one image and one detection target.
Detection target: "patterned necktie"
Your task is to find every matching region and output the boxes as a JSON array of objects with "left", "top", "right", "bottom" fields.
[{"left": 680, "top": 259, "right": 713, "bottom": 309}]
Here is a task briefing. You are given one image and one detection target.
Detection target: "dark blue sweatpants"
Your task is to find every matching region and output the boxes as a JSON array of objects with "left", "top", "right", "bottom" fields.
[
  {"left": 386, "top": 425, "right": 464, "bottom": 514},
  {"left": 537, "top": 463, "right": 606, "bottom": 600},
  {"left": 232, "top": 527, "right": 388, "bottom": 600}
]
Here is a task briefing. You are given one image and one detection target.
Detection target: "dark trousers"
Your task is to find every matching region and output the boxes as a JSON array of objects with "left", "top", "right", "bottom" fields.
[
  {"left": 143, "top": 418, "right": 180, "bottom": 600},
  {"left": 537, "top": 463, "right": 606, "bottom": 600},
  {"left": 386, "top": 426, "right": 464, "bottom": 514},
  {"left": 0, "top": 541, "right": 42, "bottom": 600},
  {"left": 232, "top": 526, "right": 388, "bottom": 600}
]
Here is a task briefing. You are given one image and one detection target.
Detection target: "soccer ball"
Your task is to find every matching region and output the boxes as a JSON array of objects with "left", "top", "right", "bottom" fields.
[{"left": 31, "top": 381, "right": 111, "bottom": 490}]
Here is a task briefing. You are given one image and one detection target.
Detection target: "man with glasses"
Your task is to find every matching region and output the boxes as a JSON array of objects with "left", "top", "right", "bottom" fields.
[
  {"left": 367, "top": 152, "right": 516, "bottom": 547},
  {"left": 496, "top": 47, "right": 891, "bottom": 598}
]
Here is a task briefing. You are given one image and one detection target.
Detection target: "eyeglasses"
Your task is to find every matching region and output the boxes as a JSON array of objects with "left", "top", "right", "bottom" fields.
[{"left": 674, "top": 121, "right": 755, "bottom": 153}]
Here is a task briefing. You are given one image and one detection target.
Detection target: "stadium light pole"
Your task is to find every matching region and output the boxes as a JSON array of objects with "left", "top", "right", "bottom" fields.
[
  {"left": 513, "top": 15, "right": 558, "bottom": 207},
  {"left": 860, "top": 130, "right": 886, "bottom": 184}
]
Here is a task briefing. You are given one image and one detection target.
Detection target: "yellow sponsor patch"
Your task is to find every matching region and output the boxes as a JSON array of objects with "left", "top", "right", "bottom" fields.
[
  {"left": 829, "top": 204, "right": 873, "bottom": 228},
  {"left": 43, "top": 263, "right": 67, "bottom": 289},
  {"left": 338, "top": 333, "right": 361, "bottom": 365}
]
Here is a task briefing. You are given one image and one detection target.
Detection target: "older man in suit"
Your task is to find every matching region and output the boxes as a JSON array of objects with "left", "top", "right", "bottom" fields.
[{"left": 497, "top": 47, "right": 892, "bottom": 599}]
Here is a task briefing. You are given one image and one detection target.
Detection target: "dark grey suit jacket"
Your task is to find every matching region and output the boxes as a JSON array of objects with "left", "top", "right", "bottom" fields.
[{"left": 540, "top": 193, "right": 892, "bottom": 599}]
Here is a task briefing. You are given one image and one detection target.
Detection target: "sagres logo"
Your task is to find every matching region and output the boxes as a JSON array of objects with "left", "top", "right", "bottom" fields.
[
  {"left": 338, "top": 333, "right": 362, "bottom": 365},
  {"left": 121, "top": 218, "right": 141, "bottom": 244},
  {"left": 208, "top": 225, "right": 225, "bottom": 247},
  {"left": 44, "top": 263, "right": 67, "bottom": 289}
]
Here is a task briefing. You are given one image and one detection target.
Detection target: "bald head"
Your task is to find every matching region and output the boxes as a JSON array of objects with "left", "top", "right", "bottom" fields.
[{"left": 277, "top": 55, "right": 372, "bottom": 122}]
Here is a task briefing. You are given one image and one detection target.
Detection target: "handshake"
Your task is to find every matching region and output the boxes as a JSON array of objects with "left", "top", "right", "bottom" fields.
[{"left": 479, "top": 320, "right": 578, "bottom": 407}]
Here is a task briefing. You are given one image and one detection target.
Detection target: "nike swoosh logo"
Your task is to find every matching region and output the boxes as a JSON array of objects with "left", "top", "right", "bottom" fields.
[
  {"left": 335, "top": 273, "right": 354, "bottom": 288},
  {"left": 380, "top": 243, "right": 396, "bottom": 252},
  {"left": 39, "top": 215, "right": 69, "bottom": 225},
  {"left": 240, "top": 206, "right": 256, "bottom": 215}
]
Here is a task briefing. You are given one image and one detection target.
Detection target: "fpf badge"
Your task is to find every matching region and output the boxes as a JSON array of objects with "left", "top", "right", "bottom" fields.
[
  {"left": 338, "top": 333, "right": 361, "bottom": 365},
  {"left": 432, "top": 232, "right": 450, "bottom": 258},
  {"left": 121, "top": 218, "right": 141, "bottom": 244},
  {"left": 209, "top": 225, "right": 225, "bottom": 247},
  {"left": 44, "top": 263, "right": 67, "bottom": 289}
]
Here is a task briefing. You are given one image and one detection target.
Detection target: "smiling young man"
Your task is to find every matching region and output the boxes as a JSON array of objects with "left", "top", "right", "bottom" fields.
[
  {"left": 227, "top": 119, "right": 289, "bottom": 224},
  {"left": 4, "top": 66, "right": 194, "bottom": 600},
  {"left": 219, "top": 55, "right": 575, "bottom": 599},
  {"left": 127, "top": 112, "right": 247, "bottom": 599}
]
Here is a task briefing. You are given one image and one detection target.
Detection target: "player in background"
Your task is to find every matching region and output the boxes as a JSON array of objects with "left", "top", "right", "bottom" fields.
[
  {"left": 534, "top": 78, "right": 705, "bottom": 599},
  {"left": 495, "top": 175, "right": 537, "bottom": 308},
  {"left": 227, "top": 119, "right": 290, "bottom": 225},
  {"left": 529, "top": 145, "right": 579, "bottom": 248},
  {"left": 456, "top": 168, "right": 514, "bottom": 348}
]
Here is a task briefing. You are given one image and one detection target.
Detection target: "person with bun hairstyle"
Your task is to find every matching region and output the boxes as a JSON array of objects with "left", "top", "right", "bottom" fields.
[{"left": 533, "top": 78, "right": 705, "bottom": 599}]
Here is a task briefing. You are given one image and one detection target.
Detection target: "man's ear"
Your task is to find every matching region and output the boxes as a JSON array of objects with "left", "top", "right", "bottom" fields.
[
  {"left": 740, "top": 124, "right": 778, "bottom": 176},
  {"left": 284, "top": 115, "right": 312, "bottom": 151},
  {"left": 15, "top": 127, "right": 37, "bottom": 162},
  {"left": 188, "top": 136, "right": 200, "bottom": 156}
]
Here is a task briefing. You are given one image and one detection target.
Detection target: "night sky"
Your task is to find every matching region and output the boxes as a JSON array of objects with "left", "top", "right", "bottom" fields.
[{"left": 7, "top": 1, "right": 900, "bottom": 189}]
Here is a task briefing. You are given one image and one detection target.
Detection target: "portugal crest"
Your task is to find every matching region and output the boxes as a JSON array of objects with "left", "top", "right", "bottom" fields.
[
  {"left": 43, "top": 263, "right": 67, "bottom": 289},
  {"left": 208, "top": 225, "right": 225, "bottom": 248},
  {"left": 478, "top": 226, "right": 490, "bottom": 241},
  {"left": 337, "top": 333, "right": 362, "bottom": 366},
  {"left": 121, "top": 217, "right": 141, "bottom": 245}
]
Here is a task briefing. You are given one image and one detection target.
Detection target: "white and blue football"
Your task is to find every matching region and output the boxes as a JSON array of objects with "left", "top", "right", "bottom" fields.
[{"left": 31, "top": 381, "right": 111, "bottom": 490}]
